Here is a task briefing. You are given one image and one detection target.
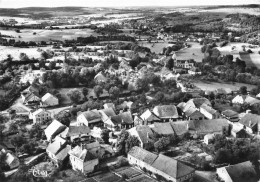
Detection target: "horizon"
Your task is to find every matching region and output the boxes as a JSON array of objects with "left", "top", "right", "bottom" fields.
[{"left": 0, "top": 0, "right": 260, "bottom": 8}]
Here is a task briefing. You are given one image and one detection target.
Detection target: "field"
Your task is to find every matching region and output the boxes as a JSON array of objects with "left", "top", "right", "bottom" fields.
[
  {"left": 0, "top": 45, "right": 51, "bottom": 60},
  {"left": 216, "top": 42, "right": 260, "bottom": 69},
  {"left": 176, "top": 42, "right": 204, "bottom": 62},
  {"left": 194, "top": 80, "right": 256, "bottom": 93},
  {"left": 139, "top": 41, "right": 168, "bottom": 54},
  {"left": 0, "top": 28, "right": 98, "bottom": 42},
  {"left": 199, "top": 8, "right": 260, "bottom": 15}
]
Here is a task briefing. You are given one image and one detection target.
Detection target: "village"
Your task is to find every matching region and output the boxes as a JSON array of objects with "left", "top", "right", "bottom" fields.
[{"left": 0, "top": 4, "right": 260, "bottom": 182}]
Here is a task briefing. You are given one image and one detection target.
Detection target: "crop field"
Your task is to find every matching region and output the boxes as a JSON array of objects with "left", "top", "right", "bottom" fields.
[
  {"left": 199, "top": 8, "right": 260, "bottom": 16},
  {"left": 176, "top": 42, "right": 204, "bottom": 62},
  {"left": 0, "top": 28, "right": 98, "bottom": 42}
]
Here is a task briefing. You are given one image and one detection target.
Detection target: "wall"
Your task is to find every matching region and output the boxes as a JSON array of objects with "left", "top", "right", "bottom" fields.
[
  {"left": 216, "top": 167, "right": 233, "bottom": 182},
  {"left": 83, "top": 159, "right": 99, "bottom": 173}
]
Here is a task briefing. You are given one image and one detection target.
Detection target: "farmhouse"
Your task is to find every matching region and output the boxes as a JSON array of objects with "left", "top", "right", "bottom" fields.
[
  {"left": 77, "top": 110, "right": 102, "bottom": 128},
  {"left": 153, "top": 105, "right": 178, "bottom": 121},
  {"left": 128, "top": 147, "right": 195, "bottom": 182},
  {"left": 41, "top": 93, "right": 59, "bottom": 107},
  {"left": 29, "top": 108, "right": 51, "bottom": 124}
]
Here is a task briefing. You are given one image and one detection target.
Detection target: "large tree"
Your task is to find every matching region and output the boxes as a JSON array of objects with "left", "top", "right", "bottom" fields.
[{"left": 67, "top": 89, "right": 82, "bottom": 104}]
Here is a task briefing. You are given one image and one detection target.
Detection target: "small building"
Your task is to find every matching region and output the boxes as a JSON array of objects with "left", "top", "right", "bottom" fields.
[
  {"left": 184, "top": 107, "right": 205, "bottom": 121},
  {"left": 188, "top": 67, "right": 202, "bottom": 75},
  {"left": 77, "top": 110, "right": 102, "bottom": 128},
  {"left": 108, "top": 111, "right": 134, "bottom": 130},
  {"left": 216, "top": 161, "right": 258, "bottom": 182},
  {"left": 67, "top": 126, "right": 91, "bottom": 142},
  {"left": 174, "top": 59, "right": 195, "bottom": 69},
  {"left": 204, "top": 134, "right": 215, "bottom": 145},
  {"left": 41, "top": 93, "right": 59, "bottom": 107},
  {"left": 200, "top": 103, "right": 220, "bottom": 119},
  {"left": 44, "top": 120, "right": 67, "bottom": 141},
  {"left": 0, "top": 149, "right": 20, "bottom": 169},
  {"left": 140, "top": 109, "right": 161, "bottom": 125},
  {"left": 46, "top": 136, "right": 68, "bottom": 164},
  {"left": 29, "top": 108, "right": 51, "bottom": 124},
  {"left": 69, "top": 145, "right": 99, "bottom": 174},
  {"left": 153, "top": 105, "right": 178, "bottom": 121},
  {"left": 232, "top": 95, "right": 260, "bottom": 106},
  {"left": 221, "top": 110, "right": 239, "bottom": 122},
  {"left": 21, "top": 91, "right": 41, "bottom": 106},
  {"left": 94, "top": 72, "right": 107, "bottom": 83},
  {"left": 128, "top": 125, "right": 154, "bottom": 150}
]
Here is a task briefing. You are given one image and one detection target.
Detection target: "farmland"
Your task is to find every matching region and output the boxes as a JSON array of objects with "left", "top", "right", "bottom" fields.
[{"left": 176, "top": 42, "right": 204, "bottom": 62}]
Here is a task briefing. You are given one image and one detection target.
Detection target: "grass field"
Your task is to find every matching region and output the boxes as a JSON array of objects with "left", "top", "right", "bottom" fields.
[
  {"left": 199, "top": 8, "right": 260, "bottom": 16},
  {"left": 194, "top": 80, "right": 256, "bottom": 93},
  {"left": 139, "top": 41, "right": 169, "bottom": 54},
  {"left": 217, "top": 42, "right": 260, "bottom": 69},
  {"left": 176, "top": 42, "right": 204, "bottom": 62}
]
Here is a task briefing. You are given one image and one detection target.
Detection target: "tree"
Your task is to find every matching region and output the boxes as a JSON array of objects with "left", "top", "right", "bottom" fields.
[
  {"left": 154, "top": 91, "right": 165, "bottom": 102},
  {"left": 125, "top": 136, "right": 140, "bottom": 153},
  {"left": 117, "top": 129, "right": 130, "bottom": 155},
  {"left": 101, "top": 129, "right": 110, "bottom": 144},
  {"left": 82, "top": 87, "right": 89, "bottom": 99},
  {"left": 9, "top": 122, "right": 18, "bottom": 132},
  {"left": 19, "top": 53, "right": 29, "bottom": 62},
  {"left": 239, "top": 86, "right": 248, "bottom": 95},
  {"left": 11, "top": 135, "right": 26, "bottom": 148},
  {"left": 67, "top": 89, "right": 81, "bottom": 104},
  {"left": 48, "top": 61, "right": 56, "bottom": 70},
  {"left": 109, "top": 86, "right": 120, "bottom": 99},
  {"left": 94, "top": 85, "right": 103, "bottom": 99}
]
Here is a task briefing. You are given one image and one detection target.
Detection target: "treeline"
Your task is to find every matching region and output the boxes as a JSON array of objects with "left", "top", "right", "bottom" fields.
[{"left": 77, "top": 35, "right": 135, "bottom": 44}]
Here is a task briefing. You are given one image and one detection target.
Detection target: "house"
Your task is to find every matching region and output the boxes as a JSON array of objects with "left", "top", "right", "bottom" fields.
[
  {"left": 103, "top": 103, "right": 115, "bottom": 110},
  {"left": 231, "top": 123, "right": 250, "bottom": 138},
  {"left": 204, "top": 134, "right": 216, "bottom": 145},
  {"left": 151, "top": 122, "right": 175, "bottom": 136},
  {"left": 0, "top": 149, "right": 20, "bottom": 169},
  {"left": 21, "top": 91, "right": 41, "bottom": 105},
  {"left": 128, "top": 125, "right": 154, "bottom": 150},
  {"left": 200, "top": 103, "right": 220, "bottom": 119},
  {"left": 188, "top": 67, "right": 201, "bottom": 75},
  {"left": 239, "top": 113, "right": 260, "bottom": 134},
  {"left": 98, "top": 108, "right": 116, "bottom": 124},
  {"left": 77, "top": 110, "right": 102, "bottom": 128},
  {"left": 232, "top": 95, "right": 260, "bottom": 106},
  {"left": 67, "top": 126, "right": 91, "bottom": 142},
  {"left": 184, "top": 107, "right": 205, "bottom": 121},
  {"left": 41, "top": 93, "right": 59, "bottom": 107},
  {"left": 140, "top": 110, "right": 161, "bottom": 125},
  {"left": 128, "top": 147, "right": 195, "bottom": 182},
  {"left": 221, "top": 110, "right": 239, "bottom": 122},
  {"left": 69, "top": 145, "right": 99, "bottom": 174},
  {"left": 44, "top": 120, "right": 67, "bottom": 141},
  {"left": 174, "top": 59, "right": 195, "bottom": 69},
  {"left": 46, "top": 136, "right": 68, "bottom": 164},
  {"left": 216, "top": 161, "right": 258, "bottom": 182},
  {"left": 183, "top": 98, "right": 211, "bottom": 112},
  {"left": 29, "top": 108, "right": 51, "bottom": 124},
  {"left": 153, "top": 105, "right": 178, "bottom": 121},
  {"left": 188, "top": 119, "right": 229, "bottom": 137},
  {"left": 108, "top": 111, "right": 134, "bottom": 130},
  {"left": 94, "top": 72, "right": 107, "bottom": 83},
  {"left": 170, "top": 121, "right": 189, "bottom": 138}
]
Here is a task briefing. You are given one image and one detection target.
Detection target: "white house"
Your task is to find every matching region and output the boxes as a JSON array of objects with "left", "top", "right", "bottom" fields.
[
  {"left": 41, "top": 93, "right": 59, "bottom": 107},
  {"left": 44, "top": 120, "right": 67, "bottom": 141},
  {"left": 29, "top": 108, "right": 51, "bottom": 124},
  {"left": 77, "top": 110, "right": 102, "bottom": 128},
  {"left": 0, "top": 149, "right": 20, "bottom": 169},
  {"left": 232, "top": 95, "right": 260, "bottom": 106},
  {"left": 69, "top": 145, "right": 99, "bottom": 174},
  {"left": 200, "top": 103, "right": 220, "bottom": 119}
]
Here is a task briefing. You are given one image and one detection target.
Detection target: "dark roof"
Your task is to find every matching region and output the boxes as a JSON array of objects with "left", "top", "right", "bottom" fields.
[
  {"left": 152, "top": 122, "right": 175, "bottom": 135},
  {"left": 189, "top": 119, "right": 229, "bottom": 133},
  {"left": 67, "top": 126, "right": 91, "bottom": 137},
  {"left": 111, "top": 111, "right": 133, "bottom": 125},
  {"left": 153, "top": 105, "right": 178, "bottom": 119},
  {"left": 222, "top": 161, "right": 258, "bottom": 182},
  {"left": 81, "top": 110, "right": 102, "bottom": 123},
  {"left": 170, "top": 121, "right": 189, "bottom": 136},
  {"left": 239, "top": 113, "right": 260, "bottom": 128},
  {"left": 56, "top": 145, "right": 71, "bottom": 161},
  {"left": 152, "top": 154, "right": 195, "bottom": 179},
  {"left": 128, "top": 146, "right": 157, "bottom": 165},
  {"left": 222, "top": 110, "right": 238, "bottom": 117}
]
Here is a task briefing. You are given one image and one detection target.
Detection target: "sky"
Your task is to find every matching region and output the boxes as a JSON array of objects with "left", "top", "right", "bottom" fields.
[{"left": 0, "top": 0, "right": 259, "bottom": 8}]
